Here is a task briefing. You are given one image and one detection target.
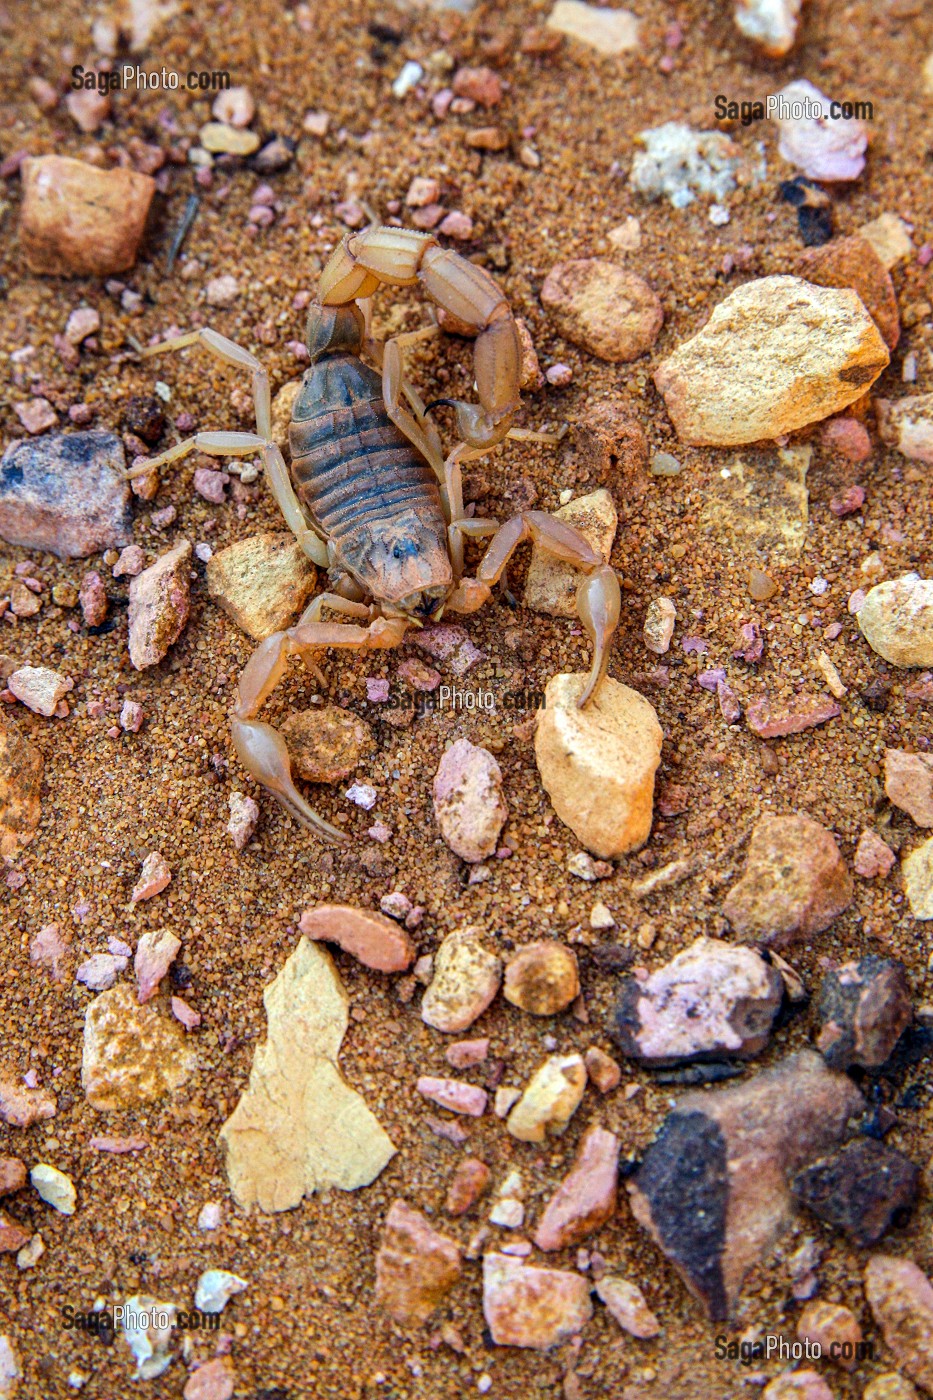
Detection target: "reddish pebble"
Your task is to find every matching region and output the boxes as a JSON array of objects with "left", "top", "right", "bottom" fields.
[
  {"left": 113, "top": 544, "right": 145, "bottom": 578},
  {"left": 830, "top": 484, "right": 866, "bottom": 517},
  {"left": 79, "top": 570, "right": 107, "bottom": 627},
  {"left": 14, "top": 398, "right": 57, "bottom": 434},
  {"left": 194, "top": 467, "right": 228, "bottom": 503},
  {"left": 88, "top": 1135, "right": 147, "bottom": 1153},
  {"left": 446, "top": 1157, "right": 491, "bottom": 1215},
  {"left": 546, "top": 363, "right": 573, "bottom": 387},
  {"left": 183, "top": 1357, "right": 235, "bottom": 1400},
  {"left": 68, "top": 402, "right": 94, "bottom": 425},
  {"left": 299, "top": 903, "right": 415, "bottom": 972},
  {"left": 0, "top": 1157, "right": 27, "bottom": 1196},
  {"left": 746, "top": 693, "right": 841, "bottom": 738},
  {"left": 119, "top": 699, "right": 144, "bottom": 733},
  {"left": 534, "top": 1125, "right": 620, "bottom": 1250},
  {"left": 918, "top": 244, "right": 932, "bottom": 267},
  {"left": 452, "top": 66, "right": 502, "bottom": 108},
  {"left": 438, "top": 211, "right": 473, "bottom": 240},
  {"left": 821, "top": 416, "right": 871, "bottom": 462},
  {"left": 412, "top": 203, "right": 446, "bottom": 231},
  {"left": 446, "top": 1038, "right": 490, "bottom": 1069},
  {"left": 172, "top": 996, "right": 202, "bottom": 1030},
  {"left": 130, "top": 850, "right": 172, "bottom": 903},
  {"left": 584, "top": 1046, "right": 621, "bottom": 1093},
  {"left": 416, "top": 1075, "right": 488, "bottom": 1117},
  {"left": 854, "top": 828, "right": 896, "bottom": 879}
]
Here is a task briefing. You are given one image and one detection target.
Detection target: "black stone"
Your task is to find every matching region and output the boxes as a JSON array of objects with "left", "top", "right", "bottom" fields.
[
  {"left": 629, "top": 1110, "right": 730, "bottom": 1320},
  {"left": 778, "top": 176, "right": 835, "bottom": 246},
  {"left": 860, "top": 677, "right": 891, "bottom": 712},
  {"left": 123, "top": 395, "right": 165, "bottom": 445},
  {"left": 816, "top": 956, "right": 912, "bottom": 1071},
  {"left": 653, "top": 1062, "right": 746, "bottom": 1086},
  {"left": 791, "top": 1138, "right": 920, "bottom": 1246}
]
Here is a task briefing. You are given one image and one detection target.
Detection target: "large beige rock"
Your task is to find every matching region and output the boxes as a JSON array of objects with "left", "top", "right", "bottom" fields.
[
  {"left": 82, "top": 984, "right": 198, "bottom": 1111},
  {"left": 653, "top": 276, "right": 889, "bottom": 445},
  {"left": 858, "top": 575, "right": 933, "bottom": 668},
  {"left": 207, "top": 532, "right": 318, "bottom": 641},
  {"left": 535, "top": 673, "right": 662, "bottom": 859},
  {"left": 523, "top": 489, "right": 617, "bottom": 618},
  {"left": 19, "top": 155, "right": 155, "bottom": 277},
  {"left": 219, "top": 938, "right": 395, "bottom": 1211}
]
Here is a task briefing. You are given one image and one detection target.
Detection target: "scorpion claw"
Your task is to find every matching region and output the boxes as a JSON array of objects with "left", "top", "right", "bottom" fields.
[{"left": 231, "top": 718, "right": 347, "bottom": 844}]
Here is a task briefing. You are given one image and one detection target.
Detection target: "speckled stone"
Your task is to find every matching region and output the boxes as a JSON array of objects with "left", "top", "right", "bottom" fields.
[
  {"left": 723, "top": 814, "right": 854, "bottom": 947},
  {"left": 375, "top": 1199, "right": 462, "bottom": 1325},
  {"left": 0, "top": 431, "right": 131, "bottom": 559},
  {"left": 483, "top": 1252, "right": 593, "bottom": 1348},
  {"left": 0, "top": 715, "right": 43, "bottom": 859},
  {"left": 82, "top": 983, "right": 198, "bottom": 1111}
]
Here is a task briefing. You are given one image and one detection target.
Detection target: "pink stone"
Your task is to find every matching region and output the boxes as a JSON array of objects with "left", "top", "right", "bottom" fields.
[
  {"left": 697, "top": 667, "right": 726, "bottom": 691},
  {"left": 66, "top": 88, "right": 110, "bottom": 133},
  {"left": 425, "top": 1115, "right": 470, "bottom": 1146},
  {"left": 854, "top": 829, "right": 896, "bottom": 879},
  {"left": 113, "top": 545, "right": 145, "bottom": 577},
  {"left": 366, "top": 677, "right": 390, "bottom": 702},
  {"left": 414, "top": 624, "right": 483, "bottom": 674},
  {"left": 761, "top": 1372, "right": 836, "bottom": 1400},
  {"left": 445, "top": 1157, "right": 491, "bottom": 1215},
  {"left": 584, "top": 1046, "right": 621, "bottom": 1093},
  {"left": 76, "top": 952, "right": 128, "bottom": 990},
  {"left": 397, "top": 657, "right": 441, "bottom": 691},
  {"left": 482, "top": 1253, "right": 593, "bottom": 1349},
  {"left": 335, "top": 200, "right": 366, "bottom": 229},
  {"left": 119, "top": 699, "right": 144, "bottom": 732},
  {"left": 821, "top": 417, "right": 871, "bottom": 462},
  {"left": 79, "top": 570, "right": 107, "bottom": 626},
  {"left": 445, "top": 1037, "right": 490, "bottom": 1069},
  {"left": 0, "top": 1073, "right": 56, "bottom": 1127},
  {"left": 830, "top": 483, "right": 866, "bottom": 517},
  {"left": 432, "top": 739, "right": 507, "bottom": 864},
  {"left": 438, "top": 211, "right": 474, "bottom": 240},
  {"left": 64, "top": 306, "right": 101, "bottom": 344},
  {"left": 375, "top": 1200, "right": 462, "bottom": 1326},
  {"left": 417, "top": 1075, "right": 488, "bottom": 1117},
  {"left": 534, "top": 1124, "right": 620, "bottom": 1250},
  {"left": 299, "top": 904, "right": 415, "bottom": 972},
  {"left": 29, "top": 923, "right": 71, "bottom": 981},
  {"left": 717, "top": 678, "right": 742, "bottom": 724},
  {"left": 183, "top": 1357, "right": 235, "bottom": 1400},
  {"left": 171, "top": 995, "right": 202, "bottom": 1029},
  {"left": 452, "top": 66, "right": 502, "bottom": 108},
  {"left": 130, "top": 850, "right": 172, "bottom": 902},
  {"left": 746, "top": 693, "right": 841, "bottom": 738},
  {"left": 135, "top": 927, "right": 181, "bottom": 1002},
  {"left": 432, "top": 89, "right": 454, "bottom": 119},
  {"left": 193, "top": 467, "right": 229, "bottom": 503},
  {"left": 127, "top": 540, "right": 191, "bottom": 668},
  {"left": 546, "top": 363, "right": 573, "bottom": 387},
  {"left": 14, "top": 398, "right": 57, "bottom": 434},
  {"left": 8, "top": 666, "right": 73, "bottom": 717},
  {"left": 733, "top": 621, "right": 764, "bottom": 663},
  {"left": 412, "top": 203, "right": 445, "bottom": 231},
  {"left": 406, "top": 176, "right": 440, "bottom": 207},
  {"left": 884, "top": 747, "right": 933, "bottom": 827},
  {"left": 595, "top": 1275, "right": 660, "bottom": 1337},
  {"left": 88, "top": 1135, "right": 147, "bottom": 1153},
  {"left": 227, "top": 791, "right": 259, "bottom": 850}
]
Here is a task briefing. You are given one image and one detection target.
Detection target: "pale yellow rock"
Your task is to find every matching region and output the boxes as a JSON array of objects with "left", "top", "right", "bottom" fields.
[
  {"left": 420, "top": 926, "right": 502, "bottom": 1033},
  {"left": 546, "top": 0, "right": 640, "bottom": 53},
  {"left": 523, "top": 489, "right": 617, "bottom": 618},
  {"left": 902, "top": 836, "right": 933, "bottom": 920},
  {"left": 207, "top": 532, "right": 318, "bottom": 641},
  {"left": 858, "top": 213, "right": 914, "bottom": 270},
  {"left": 857, "top": 574, "right": 933, "bottom": 668},
  {"left": 653, "top": 276, "right": 889, "bottom": 446},
  {"left": 199, "top": 122, "right": 260, "bottom": 156},
  {"left": 82, "top": 983, "right": 198, "bottom": 1110},
  {"left": 535, "top": 672, "right": 663, "bottom": 859},
  {"left": 877, "top": 394, "right": 933, "bottom": 466},
  {"left": 270, "top": 379, "right": 302, "bottom": 451},
  {"left": 219, "top": 938, "right": 395, "bottom": 1212},
  {"left": 507, "top": 1053, "right": 586, "bottom": 1143},
  {"left": 697, "top": 445, "right": 811, "bottom": 565}
]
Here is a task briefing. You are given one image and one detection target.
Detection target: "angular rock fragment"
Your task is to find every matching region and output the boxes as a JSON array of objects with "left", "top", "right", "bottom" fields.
[
  {"left": 798, "top": 236, "right": 900, "bottom": 350},
  {"left": 206, "top": 533, "right": 318, "bottom": 640},
  {"left": 734, "top": 0, "right": 801, "bottom": 56},
  {"left": 420, "top": 927, "right": 501, "bottom": 1032},
  {"left": 611, "top": 936, "right": 784, "bottom": 1064},
  {"left": 523, "top": 490, "right": 617, "bottom": 618},
  {"left": 0, "top": 715, "right": 42, "bottom": 858},
  {"left": 884, "top": 749, "right": 933, "bottom": 828},
  {"left": 507, "top": 1053, "right": 586, "bottom": 1143},
  {"left": 595, "top": 1276, "right": 660, "bottom": 1338},
  {"left": 226, "top": 791, "right": 258, "bottom": 850},
  {"left": 653, "top": 277, "right": 889, "bottom": 446},
  {"left": 792, "top": 1139, "right": 920, "bottom": 1247},
  {"left": 0, "top": 1069, "right": 56, "bottom": 1127},
  {"left": 128, "top": 541, "right": 192, "bottom": 669},
  {"left": 723, "top": 814, "right": 853, "bottom": 947},
  {"left": 19, "top": 155, "right": 155, "bottom": 276},
  {"left": 535, "top": 673, "right": 663, "bottom": 859},
  {"left": 541, "top": 260, "right": 662, "bottom": 363},
  {"left": 855, "top": 829, "right": 896, "bottom": 879},
  {"left": 375, "top": 1200, "right": 462, "bottom": 1326},
  {"left": 134, "top": 929, "right": 182, "bottom": 1003},
  {"left": 298, "top": 904, "right": 415, "bottom": 972},
  {"left": 219, "top": 939, "right": 395, "bottom": 1211},
  {"left": 30, "top": 1162, "right": 76, "bottom": 1215},
  {"left": 746, "top": 692, "right": 841, "bottom": 738},
  {"left": 483, "top": 1252, "right": 593, "bottom": 1348},
  {"left": 432, "top": 739, "right": 507, "bottom": 863},
  {"left": 0, "top": 1211, "right": 30, "bottom": 1255},
  {"left": 857, "top": 575, "right": 933, "bottom": 668},
  {"left": 82, "top": 984, "right": 197, "bottom": 1111},
  {"left": 0, "top": 431, "right": 132, "bottom": 558},
  {"left": 626, "top": 1052, "right": 863, "bottom": 1319},
  {"left": 816, "top": 957, "right": 912, "bottom": 1071},
  {"left": 8, "top": 667, "right": 73, "bottom": 718},
  {"left": 864, "top": 1255, "right": 933, "bottom": 1394},
  {"left": 877, "top": 394, "right": 933, "bottom": 467},
  {"left": 534, "top": 1123, "right": 619, "bottom": 1250}
]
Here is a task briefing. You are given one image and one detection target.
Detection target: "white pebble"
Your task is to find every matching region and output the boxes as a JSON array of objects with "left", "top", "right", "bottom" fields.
[
  {"left": 346, "top": 782, "right": 377, "bottom": 810},
  {"left": 194, "top": 1268, "right": 249, "bottom": 1313},
  {"left": 709, "top": 203, "right": 730, "bottom": 226},
  {"left": 392, "top": 61, "right": 424, "bottom": 98},
  {"left": 30, "top": 1163, "right": 77, "bottom": 1215}
]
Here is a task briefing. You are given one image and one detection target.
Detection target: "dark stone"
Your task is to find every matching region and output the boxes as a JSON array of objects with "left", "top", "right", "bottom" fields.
[
  {"left": 0, "top": 431, "right": 132, "bottom": 559},
  {"left": 252, "top": 137, "right": 295, "bottom": 174},
  {"left": 816, "top": 957, "right": 912, "bottom": 1071},
  {"left": 792, "top": 1138, "right": 921, "bottom": 1246},
  {"left": 779, "top": 177, "right": 835, "bottom": 246},
  {"left": 860, "top": 677, "right": 891, "bottom": 712},
  {"left": 123, "top": 395, "right": 165, "bottom": 445},
  {"left": 653, "top": 1062, "right": 747, "bottom": 1086}
]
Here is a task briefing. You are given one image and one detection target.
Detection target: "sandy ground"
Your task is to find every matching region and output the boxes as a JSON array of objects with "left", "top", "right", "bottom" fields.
[{"left": 0, "top": 0, "right": 931, "bottom": 1396}]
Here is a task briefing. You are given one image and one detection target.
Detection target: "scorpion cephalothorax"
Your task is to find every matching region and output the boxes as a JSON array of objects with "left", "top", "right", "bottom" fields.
[{"left": 128, "top": 224, "right": 622, "bottom": 841}]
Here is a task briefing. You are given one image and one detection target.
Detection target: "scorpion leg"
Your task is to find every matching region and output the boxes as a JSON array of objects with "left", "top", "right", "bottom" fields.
[
  {"left": 140, "top": 327, "right": 272, "bottom": 436},
  {"left": 231, "top": 613, "right": 409, "bottom": 840},
  {"left": 446, "top": 511, "right": 621, "bottom": 707}
]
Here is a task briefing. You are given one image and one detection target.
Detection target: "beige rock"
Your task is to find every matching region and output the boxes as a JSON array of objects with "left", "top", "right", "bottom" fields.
[
  {"left": 19, "top": 155, "right": 156, "bottom": 277},
  {"left": 723, "top": 813, "right": 853, "bottom": 947},
  {"left": 762, "top": 1375, "right": 834, "bottom": 1400},
  {"left": 902, "top": 837, "right": 933, "bottom": 919},
  {"left": 541, "top": 260, "right": 662, "bottom": 363},
  {"left": 219, "top": 938, "right": 395, "bottom": 1211},
  {"left": 0, "top": 1335, "right": 21, "bottom": 1398},
  {"left": 734, "top": 0, "right": 801, "bottom": 56},
  {"left": 0, "top": 1068, "right": 56, "bottom": 1127},
  {"left": 654, "top": 276, "right": 889, "bottom": 445},
  {"left": 207, "top": 532, "right": 318, "bottom": 641},
  {"left": 877, "top": 394, "right": 933, "bottom": 467},
  {"left": 885, "top": 749, "right": 933, "bottom": 827},
  {"left": 534, "top": 672, "right": 663, "bottom": 859},
  {"left": 643, "top": 596, "right": 675, "bottom": 654},
  {"left": 281, "top": 706, "right": 374, "bottom": 784},
  {"left": 507, "top": 1052, "right": 587, "bottom": 1143},
  {"left": 128, "top": 540, "right": 192, "bottom": 669},
  {"left": 8, "top": 666, "right": 73, "bottom": 718},
  {"left": 30, "top": 1163, "right": 76, "bottom": 1215},
  {"left": 863, "top": 1375, "right": 920, "bottom": 1400},
  {"left": 546, "top": 0, "right": 639, "bottom": 52},
  {"left": 858, "top": 212, "right": 914, "bottom": 270},
  {"left": 0, "top": 715, "right": 42, "bottom": 858},
  {"left": 503, "top": 941, "right": 580, "bottom": 1016},
  {"left": 82, "top": 983, "right": 197, "bottom": 1111},
  {"left": 483, "top": 1252, "right": 593, "bottom": 1348},
  {"left": 697, "top": 444, "right": 812, "bottom": 565},
  {"left": 420, "top": 927, "right": 502, "bottom": 1033},
  {"left": 858, "top": 575, "right": 933, "bottom": 668},
  {"left": 595, "top": 1276, "right": 660, "bottom": 1337},
  {"left": 298, "top": 904, "right": 415, "bottom": 972},
  {"left": 199, "top": 122, "right": 260, "bottom": 156},
  {"left": 523, "top": 489, "right": 617, "bottom": 618},
  {"left": 375, "top": 1200, "right": 462, "bottom": 1325},
  {"left": 865, "top": 1255, "right": 933, "bottom": 1394}
]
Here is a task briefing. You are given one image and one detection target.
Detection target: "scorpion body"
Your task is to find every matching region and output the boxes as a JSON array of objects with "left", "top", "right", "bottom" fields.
[{"left": 131, "top": 225, "right": 622, "bottom": 841}]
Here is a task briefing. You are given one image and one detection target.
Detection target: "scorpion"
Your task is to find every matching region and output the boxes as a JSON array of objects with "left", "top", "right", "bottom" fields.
[{"left": 130, "top": 225, "right": 622, "bottom": 841}]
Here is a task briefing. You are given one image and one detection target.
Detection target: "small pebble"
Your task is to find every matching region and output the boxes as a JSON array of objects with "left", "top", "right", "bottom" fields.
[
  {"left": 212, "top": 86, "right": 255, "bottom": 128},
  {"left": 130, "top": 851, "right": 172, "bottom": 903}
]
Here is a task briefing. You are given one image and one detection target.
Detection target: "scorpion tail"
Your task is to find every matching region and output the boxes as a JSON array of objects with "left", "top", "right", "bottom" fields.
[{"left": 231, "top": 718, "right": 348, "bottom": 844}]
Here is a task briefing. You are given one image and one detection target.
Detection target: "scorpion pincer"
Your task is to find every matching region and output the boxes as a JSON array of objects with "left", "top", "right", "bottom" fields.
[{"left": 128, "top": 225, "right": 622, "bottom": 841}]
